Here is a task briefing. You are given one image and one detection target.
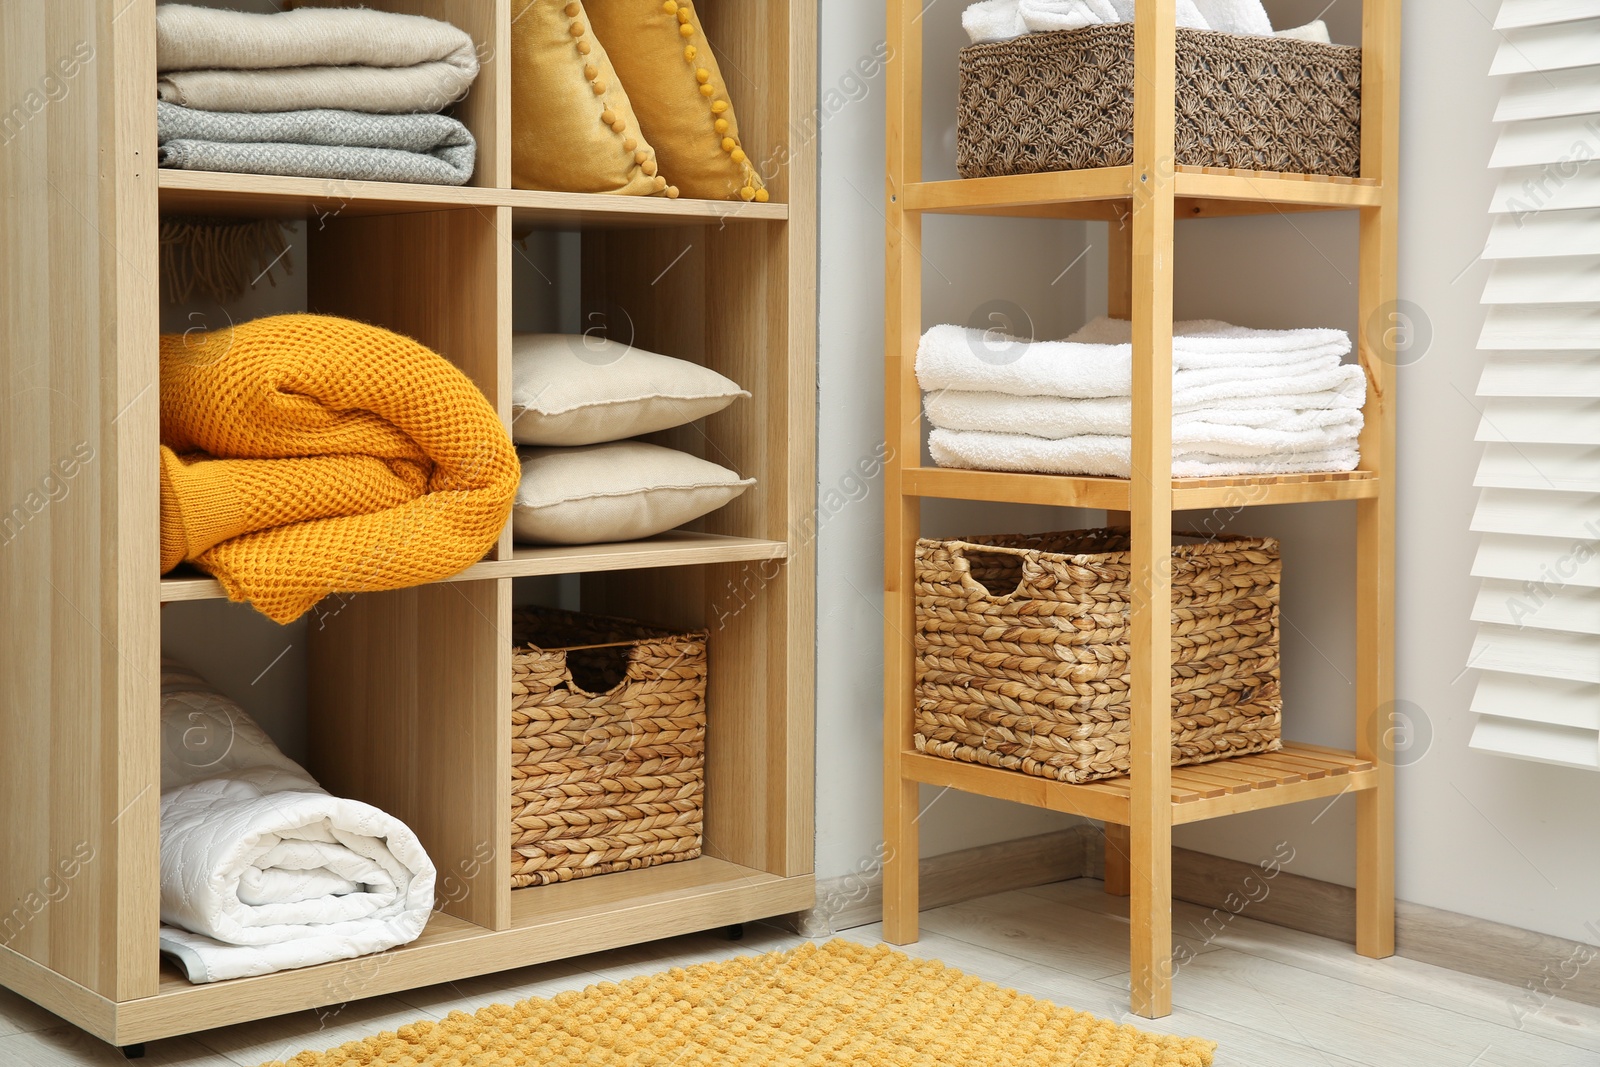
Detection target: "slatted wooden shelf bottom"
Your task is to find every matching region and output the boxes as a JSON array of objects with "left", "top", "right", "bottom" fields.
[{"left": 900, "top": 743, "right": 1377, "bottom": 827}]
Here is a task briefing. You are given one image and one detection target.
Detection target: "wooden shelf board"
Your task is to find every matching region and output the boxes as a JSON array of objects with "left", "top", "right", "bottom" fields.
[
  {"left": 904, "top": 167, "right": 1134, "bottom": 216},
  {"left": 507, "top": 188, "right": 788, "bottom": 229},
  {"left": 901, "top": 467, "right": 1380, "bottom": 510},
  {"left": 897, "top": 743, "right": 1376, "bottom": 829},
  {"left": 111, "top": 859, "right": 811, "bottom": 1045},
  {"left": 159, "top": 533, "right": 789, "bottom": 603},
  {"left": 157, "top": 171, "right": 789, "bottom": 227},
  {"left": 902, "top": 166, "right": 1379, "bottom": 219},
  {"left": 157, "top": 169, "right": 508, "bottom": 219}
]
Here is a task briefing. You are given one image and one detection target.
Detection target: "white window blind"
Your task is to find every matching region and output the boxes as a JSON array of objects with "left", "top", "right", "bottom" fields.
[{"left": 1469, "top": 0, "right": 1600, "bottom": 769}]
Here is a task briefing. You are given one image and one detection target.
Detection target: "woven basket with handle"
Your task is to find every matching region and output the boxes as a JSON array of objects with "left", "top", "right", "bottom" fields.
[
  {"left": 957, "top": 24, "right": 1362, "bottom": 179},
  {"left": 510, "top": 607, "right": 707, "bottom": 887},
  {"left": 914, "top": 528, "right": 1282, "bottom": 784}
]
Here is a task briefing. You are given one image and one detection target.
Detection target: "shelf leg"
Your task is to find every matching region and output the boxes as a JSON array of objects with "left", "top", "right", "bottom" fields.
[
  {"left": 1127, "top": 0, "right": 1178, "bottom": 1021},
  {"left": 1103, "top": 823, "right": 1132, "bottom": 897},
  {"left": 1355, "top": 0, "right": 1400, "bottom": 962},
  {"left": 883, "top": 0, "right": 925, "bottom": 950},
  {"left": 120, "top": 1045, "right": 146, "bottom": 1060},
  {"left": 881, "top": 777, "right": 921, "bottom": 944}
]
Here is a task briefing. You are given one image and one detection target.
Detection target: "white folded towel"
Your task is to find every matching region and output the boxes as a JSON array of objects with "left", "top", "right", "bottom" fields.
[
  {"left": 963, "top": 0, "right": 1277, "bottom": 44},
  {"left": 925, "top": 387, "right": 1366, "bottom": 442},
  {"left": 963, "top": 0, "right": 1029, "bottom": 42},
  {"left": 1276, "top": 19, "right": 1332, "bottom": 43},
  {"left": 929, "top": 428, "right": 1361, "bottom": 479},
  {"left": 916, "top": 318, "right": 1355, "bottom": 401},
  {"left": 158, "top": 662, "right": 436, "bottom": 983},
  {"left": 1191, "top": 0, "right": 1274, "bottom": 35}
]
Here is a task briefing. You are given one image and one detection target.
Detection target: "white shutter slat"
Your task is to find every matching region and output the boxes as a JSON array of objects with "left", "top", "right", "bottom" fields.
[
  {"left": 1470, "top": 487, "right": 1600, "bottom": 538},
  {"left": 1469, "top": 718, "right": 1599, "bottom": 770},
  {"left": 1482, "top": 208, "right": 1600, "bottom": 259},
  {"left": 1479, "top": 304, "right": 1600, "bottom": 349},
  {"left": 1482, "top": 256, "right": 1600, "bottom": 304},
  {"left": 1472, "top": 579, "right": 1600, "bottom": 633},
  {"left": 1491, "top": 19, "right": 1600, "bottom": 75},
  {"left": 1477, "top": 352, "right": 1600, "bottom": 396},
  {"left": 1472, "top": 671, "right": 1600, "bottom": 729},
  {"left": 1491, "top": 162, "right": 1600, "bottom": 214},
  {"left": 1497, "top": 0, "right": 1600, "bottom": 30},
  {"left": 1475, "top": 442, "right": 1600, "bottom": 491},
  {"left": 1475, "top": 397, "right": 1600, "bottom": 444},
  {"left": 1494, "top": 67, "right": 1600, "bottom": 122},
  {"left": 1490, "top": 114, "right": 1600, "bottom": 169},
  {"left": 1470, "top": 624, "right": 1600, "bottom": 683},
  {"left": 1473, "top": 532, "right": 1600, "bottom": 586}
]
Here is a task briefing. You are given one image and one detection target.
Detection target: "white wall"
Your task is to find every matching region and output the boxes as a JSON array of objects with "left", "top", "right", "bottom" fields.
[{"left": 815, "top": 0, "right": 1600, "bottom": 946}]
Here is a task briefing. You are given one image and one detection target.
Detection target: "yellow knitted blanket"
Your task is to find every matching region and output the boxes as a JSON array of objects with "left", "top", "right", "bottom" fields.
[{"left": 160, "top": 314, "right": 518, "bottom": 623}]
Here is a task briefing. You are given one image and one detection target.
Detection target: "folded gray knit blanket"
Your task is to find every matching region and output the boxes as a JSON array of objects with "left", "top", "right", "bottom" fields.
[
  {"left": 156, "top": 102, "right": 476, "bottom": 187},
  {"left": 156, "top": 3, "right": 479, "bottom": 115}
]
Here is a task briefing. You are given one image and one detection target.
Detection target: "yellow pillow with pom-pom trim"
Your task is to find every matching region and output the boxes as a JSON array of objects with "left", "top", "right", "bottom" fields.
[
  {"left": 511, "top": 0, "right": 678, "bottom": 197},
  {"left": 585, "top": 0, "right": 768, "bottom": 203}
]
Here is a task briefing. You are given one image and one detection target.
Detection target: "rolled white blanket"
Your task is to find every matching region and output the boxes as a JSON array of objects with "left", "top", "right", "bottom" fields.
[
  {"left": 928, "top": 428, "right": 1361, "bottom": 478},
  {"left": 158, "top": 662, "right": 436, "bottom": 983},
  {"left": 916, "top": 318, "right": 1355, "bottom": 401},
  {"left": 155, "top": 3, "right": 480, "bottom": 114}
]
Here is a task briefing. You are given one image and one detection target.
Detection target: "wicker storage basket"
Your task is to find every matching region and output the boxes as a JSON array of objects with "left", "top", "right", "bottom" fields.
[
  {"left": 957, "top": 24, "right": 1361, "bottom": 179},
  {"left": 510, "top": 607, "right": 707, "bottom": 887},
  {"left": 914, "top": 528, "right": 1281, "bottom": 784}
]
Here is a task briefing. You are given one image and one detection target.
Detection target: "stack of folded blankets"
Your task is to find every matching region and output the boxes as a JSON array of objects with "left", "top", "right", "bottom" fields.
[
  {"left": 963, "top": 0, "right": 1333, "bottom": 43},
  {"left": 918, "top": 317, "right": 1366, "bottom": 479},
  {"left": 155, "top": 3, "right": 480, "bottom": 186}
]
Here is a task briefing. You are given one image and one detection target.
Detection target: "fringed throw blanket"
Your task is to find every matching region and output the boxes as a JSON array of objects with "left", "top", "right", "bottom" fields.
[
  {"left": 155, "top": 3, "right": 480, "bottom": 114},
  {"left": 159, "top": 314, "right": 519, "bottom": 624},
  {"left": 157, "top": 101, "right": 477, "bottom": 186}
]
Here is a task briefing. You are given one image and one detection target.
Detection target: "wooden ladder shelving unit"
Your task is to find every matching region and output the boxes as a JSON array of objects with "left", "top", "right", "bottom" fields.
[
  {"left": 0, "top": 0, "right": 816, "bottom": 1050},
  {"left": 881, "top": 0, "right": 1398, "bottom": 1018}
]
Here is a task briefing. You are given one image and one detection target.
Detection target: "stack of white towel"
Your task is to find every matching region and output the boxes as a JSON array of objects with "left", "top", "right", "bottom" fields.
[
  {"left": 918, "top": 317, "right": 1366, "bottom": 479},
  {"left": 963, "top": 0, "right": 1332, "bottom": 44}
]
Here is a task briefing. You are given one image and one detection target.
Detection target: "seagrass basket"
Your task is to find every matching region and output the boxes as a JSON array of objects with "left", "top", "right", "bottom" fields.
[
  {"left": 914, "top": 529, "right": 1281, "bottom": 784},
  {"left": 957, "top": 24, "right": 1362, "bottom": 179},
  {"left": 510, "top": 607, "right": 707, "bottom": 887}
]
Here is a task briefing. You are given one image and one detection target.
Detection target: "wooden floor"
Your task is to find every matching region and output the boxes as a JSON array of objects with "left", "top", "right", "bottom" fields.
[{"left": 5, "top": 878, "right": 1595, "bottom": 1066}]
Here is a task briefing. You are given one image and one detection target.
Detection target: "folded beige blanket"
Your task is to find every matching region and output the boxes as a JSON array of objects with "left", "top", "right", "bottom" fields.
[{"left": 155, "top": 4, "right": 479, "bottom": 114}]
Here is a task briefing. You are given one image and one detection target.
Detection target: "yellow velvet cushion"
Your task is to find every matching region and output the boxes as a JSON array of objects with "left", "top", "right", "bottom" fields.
[
  {"left": 585, "top": 0, "right": 768, "bottom": 203},
  {"left": 510, "top": 0, "right": 677, "bottom": 197}
]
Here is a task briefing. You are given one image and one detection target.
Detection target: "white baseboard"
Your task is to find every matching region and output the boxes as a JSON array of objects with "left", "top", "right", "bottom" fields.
[
  {"left": 793, "top": 824, "right": 1600, "bottom": 1010},
  {"left": 790, "top": 827, "right": 1090, "bottom": 937}
]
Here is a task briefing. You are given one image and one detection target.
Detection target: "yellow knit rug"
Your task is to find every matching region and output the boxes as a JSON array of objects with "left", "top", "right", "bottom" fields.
[{"left": 259, "top": 940, "right": 1216, "bottom": 1066}]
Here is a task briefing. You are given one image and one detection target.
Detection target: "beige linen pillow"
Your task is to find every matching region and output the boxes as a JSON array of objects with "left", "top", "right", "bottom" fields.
[
  {"left": 513, "top": 441, "right": 754, "bottom": 545},
  {"left": 512, "top": 333, "right": 748, "bottom": 446}
]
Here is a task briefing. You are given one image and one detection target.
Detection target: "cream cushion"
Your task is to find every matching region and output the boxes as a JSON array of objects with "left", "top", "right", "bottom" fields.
[
  {"left": 512, "top": 333, "right": 747, "bottom": 446},
  {"left": 513, "top": 441, "right": 754, "bottom": 545}
]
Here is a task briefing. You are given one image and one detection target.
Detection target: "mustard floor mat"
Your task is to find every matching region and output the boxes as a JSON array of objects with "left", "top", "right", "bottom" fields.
[{"left": 261, "top": 940, "right": 1216, "bottom": 1066}]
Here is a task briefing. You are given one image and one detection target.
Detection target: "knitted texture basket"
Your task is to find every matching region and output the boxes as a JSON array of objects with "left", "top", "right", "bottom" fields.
[
  {"left": 957, "top": 25, "right": 1362, "bottom": 179},
  {"left": 914, "top": 529, "right": 1282, "bottom": 784},
  {"left": 510, "top": 607, "right": 707, "bottom": 887}
]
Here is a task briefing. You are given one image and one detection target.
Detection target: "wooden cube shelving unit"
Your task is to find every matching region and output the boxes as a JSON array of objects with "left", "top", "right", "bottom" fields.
[{"left": 0, "top": 0, "right": 816, "bottom": 1048}]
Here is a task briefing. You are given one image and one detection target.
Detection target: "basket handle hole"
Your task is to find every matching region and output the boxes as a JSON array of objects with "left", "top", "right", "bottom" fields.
[
  {"left": 564, "top": 645, "right": 633, "bottom": 695},
  {"left": 961, "top": 549, "right": 1030, "bottom": 599}
]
